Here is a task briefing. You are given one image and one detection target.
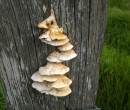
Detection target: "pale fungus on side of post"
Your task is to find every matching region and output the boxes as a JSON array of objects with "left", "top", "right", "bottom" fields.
[{"left": 31, "top": 5, "right": 77, "bottom": 97}]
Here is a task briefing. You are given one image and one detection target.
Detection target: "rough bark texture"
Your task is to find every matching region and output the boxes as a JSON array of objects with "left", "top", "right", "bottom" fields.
[{"left": 0, "top": 0, "right": 107, "bottom": 110}]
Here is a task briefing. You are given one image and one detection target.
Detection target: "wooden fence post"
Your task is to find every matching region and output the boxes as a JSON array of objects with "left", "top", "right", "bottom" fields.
[{"left": 0, "top": 0, "right": 107, "bottom": 109}]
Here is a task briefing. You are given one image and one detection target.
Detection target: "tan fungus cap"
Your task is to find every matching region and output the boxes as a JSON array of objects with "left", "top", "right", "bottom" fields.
[
  {"left": 32, "top": 82, "right": 51, "bottom": 92},
  {"left": 39, "top": 62, "right": 70, "bottom": 75},
  {"left": 49, "top": 87, "right": 72, "bottom": 97},
  {"left": 31, "top": 71, "right": 58, "bottom": 82},
  {"left": 48, "top": 75, "right": 72, "bottom": 88},
  {"left": 41, "top": 38, "right": 69, "bottom": 46},
  {"left": 46, "top": 50, "right": 77, "bottom": 62},
  {"left": 58, "top": 42, "right": 74, "bottom": 51}
]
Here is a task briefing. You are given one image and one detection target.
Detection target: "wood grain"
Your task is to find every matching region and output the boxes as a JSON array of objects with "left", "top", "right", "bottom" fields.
[{"left": 0, "top": 0, "right": 107, "bottom": 109}]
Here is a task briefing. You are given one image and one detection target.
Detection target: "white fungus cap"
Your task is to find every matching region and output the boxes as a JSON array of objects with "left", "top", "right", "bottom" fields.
[
  {"left": 32, "top": 75, "right": 72, "bottom": 90},
  {"left": 32, "top": 82, "right": 51, "bottom": 92},
  {"left": 32, "top": 76, "right": 72, "bottom": 97},
  {"left": 49, "top": 87, "right": 72, "bottom": 97},
  {"left": 47, "top": 50, "right": 77, "bottom": 62},
  {"left": 39, "top": 62, "right": 70, "bottom": 75},
  {"left": 48, "top": 75, "right": 72, "bottom": 88},
  {"left": 46, "top": 51, "right": 62, "bottom": 62},
  {"left": 31, "top": 71, "right": 58, "bottom": 82},
  {"left": 59, "top": 49, "right": 77, "bottom": 61},
  {"left": 41, "top": 38, "right": 69, "bottom": 46},
  {"left": 58, "top": 42, "right": 74, "bottom": 51}
]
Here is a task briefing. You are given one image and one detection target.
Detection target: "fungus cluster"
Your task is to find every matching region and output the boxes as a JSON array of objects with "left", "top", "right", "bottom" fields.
[{"left": 31, "top": 6, "right": 77, "bottom": 97}]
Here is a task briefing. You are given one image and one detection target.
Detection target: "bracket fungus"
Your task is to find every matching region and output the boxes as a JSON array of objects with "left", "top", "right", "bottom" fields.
[
  {"left": 38, "top": 62, "right": 70, "bottom": 75},
  {"left": 41, "top": 38, "right": 69, "bottom": 46},
  {"left": 39, "top": 28, "right": 67, "bottom": 41},
  {"left": 31, "top": 5, "right": 77, "bottom": 97},
  {"left": 47, "top": 50, "right": 77, "bottom": 62},
  {"left": 58, "top": 42, "right": 74, "bottom": 51},
  {"left": 49, "top": 87, "right": 72, "bottom": 97}
]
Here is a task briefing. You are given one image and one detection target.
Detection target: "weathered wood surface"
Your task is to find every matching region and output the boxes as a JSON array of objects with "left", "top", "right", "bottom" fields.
[{"left": 0, "top": 0, "right": 107, "bottom": 110}]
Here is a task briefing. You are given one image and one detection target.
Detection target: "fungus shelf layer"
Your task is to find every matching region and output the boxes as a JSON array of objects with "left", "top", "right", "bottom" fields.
[{"left": 31, "top": 6, "right": 77, "bottom": 97}]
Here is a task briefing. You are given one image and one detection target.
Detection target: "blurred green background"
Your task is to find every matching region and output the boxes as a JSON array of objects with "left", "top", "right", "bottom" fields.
[
  {"left": 0, "top": 0, "right": 130, "bottom": 110},
  {"left": 96, "top": 0, "right": 130, "bottom": 110}
]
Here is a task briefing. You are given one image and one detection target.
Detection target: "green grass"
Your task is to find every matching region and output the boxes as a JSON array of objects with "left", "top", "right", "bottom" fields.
[
  {"left": 108, "top": 0, "right": 130, "bottom": 10},
  {"left": 96, "top": 0, "right": 130, "bottom": 109},
  {"left": 96, "top": 45, "right": 130, "bottom": 110},
  {"left": 106, "top": 8, "right": 130, "bottom": 54},
  {"left": 0, "top": 84, "right": 6, "bottom": 110}
]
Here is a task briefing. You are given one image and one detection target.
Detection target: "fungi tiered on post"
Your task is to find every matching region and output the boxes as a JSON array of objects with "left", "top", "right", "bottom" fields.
[{"left": 31, "top": 6, "right": 77, "bottom": 97}]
